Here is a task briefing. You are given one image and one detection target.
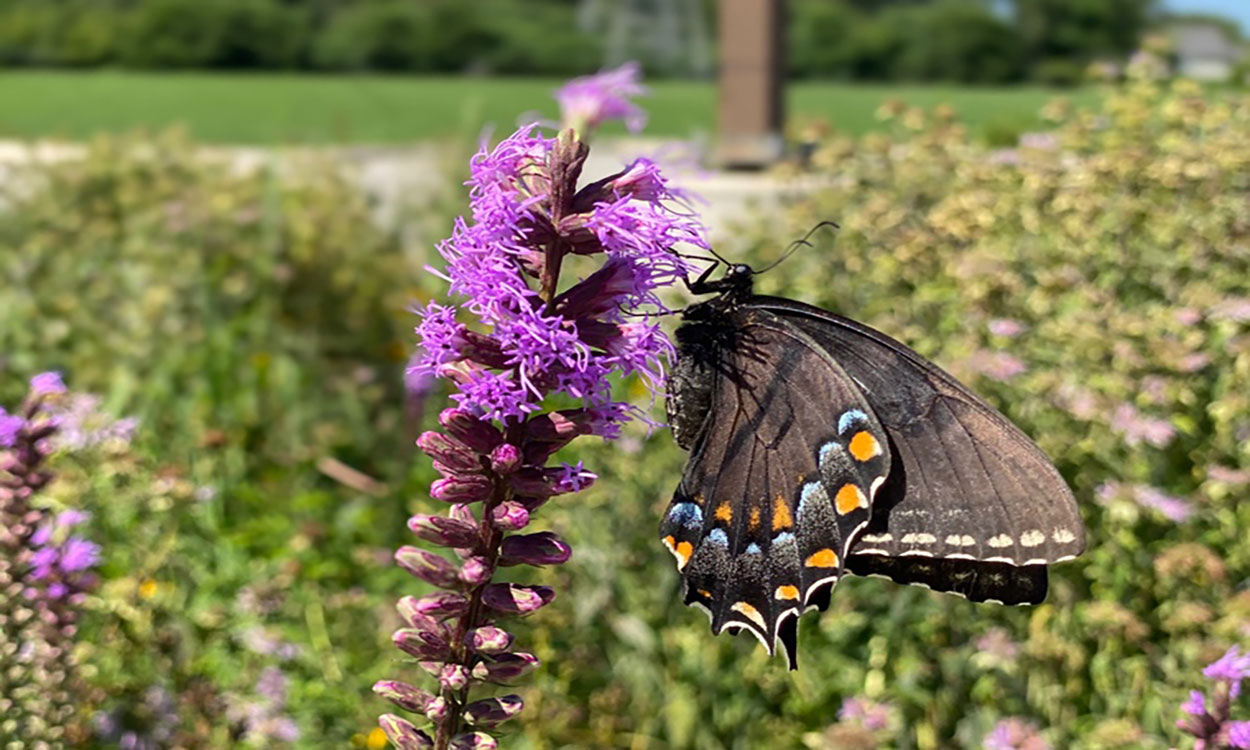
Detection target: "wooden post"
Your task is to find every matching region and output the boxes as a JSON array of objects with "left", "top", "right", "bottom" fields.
[{"left": 716, "top": 0, "right": 785, "bottom": 168}]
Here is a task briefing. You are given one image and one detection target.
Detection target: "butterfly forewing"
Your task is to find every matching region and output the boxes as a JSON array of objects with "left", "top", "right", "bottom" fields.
[{"left": 660, "top": 308, "right": 890, "bottom": 666}]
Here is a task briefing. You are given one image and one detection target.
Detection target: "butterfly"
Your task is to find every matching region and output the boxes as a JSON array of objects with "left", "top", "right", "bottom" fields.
[{"left": 659, "top": 261, "right": 1085, "bottom": 669}]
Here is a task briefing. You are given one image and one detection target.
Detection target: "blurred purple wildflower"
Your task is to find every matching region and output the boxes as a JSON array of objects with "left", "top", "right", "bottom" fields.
[
  {"left": 968, "top": 350, "right": 1027, "bottom": 381},
  {"left": 30, "top": 371, "right": 67, "bottom": 396},
  {"left": 1229, "top": 722, "right": 1250, "bottom": 748},
  {"left": 988, "top": 318, "right": 1026, "bottom": 337},
  {"left": 555, "top": 61, "right": 647, "bottom": 134},
  {"left": 1110, "top": 404, "right": 1176, "bottom": 448},
  {"left": 382, "top": 69, "right": 701, "bottom": 749},
  {"left": 1133, "top": 486, "right": 1194, "bottom": 523},
  {"left": 984, "top": 718, "right": 1050, "bottom": 750},
  {"left": 1209, "top": 466, "right": 1250, "bottom": 484},
  {"left": 1205, "top": 647, "right": 1250, "bottom": 698},
  {"left": 1179, "top": 646, "right": 1250, "bottom": 748},
  {"left": 838, "top": 697, "right": 893, "bottom": 732},
  {"left": 973, "top": 627, "right": 1020, "bottom": 669},
  {"left": 1211, "top": 297, "right": 1250, "bottom": 323}
]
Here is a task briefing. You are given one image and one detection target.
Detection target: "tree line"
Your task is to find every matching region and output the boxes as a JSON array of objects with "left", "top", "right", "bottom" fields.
[{"left": 0, "top": 0, "right": 1188, "bottom": 83}]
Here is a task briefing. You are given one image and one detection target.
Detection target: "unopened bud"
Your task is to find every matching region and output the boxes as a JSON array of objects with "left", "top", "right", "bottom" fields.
[
  {"left": 395, "top": 547, "right": 460, "bottom": 589},
  {"left": 470, "top": 652, "right": 540, "bottom": 684},
  {"left": 482, "top": 583, "right": 555, "bottom": 615},
  {"left": 394, "top": 601, "right": 449, "bottom": 639},
  {"left": 379, "top": 715, "right": 433, "bottom": 750},
  {"left": 393, "top": 628, "right": 450, "bottom": 661},
  {"left": 425, "top": 695, "right": 449, "bottom": 722},
  {"left": 407, "top": 592, "right": 469, "bottom": 618},
  {"left": 489, "top": 443, "right": 521, "bottom": 474},
  {"left": 450, "top": 732, "right": 499, "bottom": 750},
  {"left": 439, "top": 663, "right": 471, "bottom": 691},
  {"left": 431, "top": 474, "right": 493, "bottom": 503},
  {"left": 464, "top": 695, "right": 524, "bottom": 728},
  {"left": 500, "top": 531, "right": 571, "bottom": 567},
  {"left": 490, "top": 501, "right": 529, "bottom": 531},
  {"left": 416, "top": 431, "right": 481, "bottom": 473},
  {"left": 372, "top": 681, "right": 433, "bottom": 713},
  {"left": 459, "top": 556, "right": 492, "bottom": 586},
  {"left": 468, "top": 626, "right": 515, "bottom": 655},
  {"left": 439, "top": 409, "right": 504, "bottom": 454},
  {"left": 408, "top": 514, "right": 479, "bottom": 548}
]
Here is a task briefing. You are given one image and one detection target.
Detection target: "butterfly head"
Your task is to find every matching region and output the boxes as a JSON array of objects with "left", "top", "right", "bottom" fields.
[{"left": 685, "top": 262, "right": 756, "bottom": 304}]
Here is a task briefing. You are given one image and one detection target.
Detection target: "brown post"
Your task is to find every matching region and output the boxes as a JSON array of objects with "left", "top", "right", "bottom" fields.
[{"left": 716, "top": 0, "right": 785, "bottom": 168}]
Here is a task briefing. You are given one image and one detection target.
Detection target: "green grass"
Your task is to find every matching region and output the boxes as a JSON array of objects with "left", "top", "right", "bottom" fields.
[{"left": 0, "top": 70, "right": 1098, "bottom": 144}]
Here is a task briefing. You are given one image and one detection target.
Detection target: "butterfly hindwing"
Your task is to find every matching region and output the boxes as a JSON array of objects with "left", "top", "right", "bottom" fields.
[
  {"left": 660, "top": 307, "right": 890, "bottom": 666},
  {"left": 757, "top": 297, "right": 1084, "bottom": 603}
]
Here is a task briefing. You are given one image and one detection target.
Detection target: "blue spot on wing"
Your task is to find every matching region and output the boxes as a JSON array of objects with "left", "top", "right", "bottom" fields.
[
  {"left": 799, "top": 483, "right": 825, "bottom": 520},
  {"left": 745, "top": 543, "right": 762, "bottom": 555},
  {"left": 667, "top": 502, "right": 703, "bottom": 529},
  {"left": 839, "top": 409, "right": 869, "bottom": 435},
  {"left": 772, "top": 531, "right": 795, "bottom": 545},
  {"left": 707, "top": 529, "right": 729, "bottom": 546}
]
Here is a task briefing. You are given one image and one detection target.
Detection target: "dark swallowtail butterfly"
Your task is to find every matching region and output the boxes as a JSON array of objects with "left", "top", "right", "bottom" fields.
[{"left": 660, "top": 262, "right": 1084, "bottom": 669}]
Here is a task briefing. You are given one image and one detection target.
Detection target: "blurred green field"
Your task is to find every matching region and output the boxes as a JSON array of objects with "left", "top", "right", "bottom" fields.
[
  {"left": 0, "top": 71, "right": 1098, "bottom": 144},
  {"left": 3, "top": 68, "right": 1250, "bottom": 750}
]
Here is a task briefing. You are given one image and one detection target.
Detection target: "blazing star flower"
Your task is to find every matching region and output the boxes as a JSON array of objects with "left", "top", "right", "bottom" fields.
[
  {"left": 1205, "top": 646, "right": 1250, "bottom": 698},
  {"left": 1109, "top": 404, "right": 1176, "bottom": 448},
  {"left": 556, "top": 61, "right": 647, "bottom": 135},
  {"left": 1, "top": 372, "right": 106, "bottom": 746},
  {"left": 1178, "top": 645, "right": 1250, "bottom": 747},
  {"left": 1132, "top": 486, "right": 1194, "bottom": 523},
  {"left": 1229, "top": 721, "right": 1250, "bottom": 748},
  {"left": 379, "top": 70, "right": 702, "bottom": 750}
]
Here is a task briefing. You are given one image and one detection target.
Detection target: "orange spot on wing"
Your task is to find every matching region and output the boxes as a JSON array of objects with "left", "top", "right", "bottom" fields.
[
  {"left": 697, "top": 589, "right": 712, "bottom": 598},
  {"left": 748, "top": 507, "right": 761, "bottom": 531},
  {"left": 848, "top": 431, "right": 881, "bottom": 462},
  {"left": 835, "top": 484, "right": 865, "bottom": 515},
  {"left": 771, "top": 493, "right": 793, "bottom": 531},
  {"left": 674, "top": 541, "right": 693, "bottom": 569},
  {"left": 693, "top": 493, "right": 705, "bottom": 507},
  {"left": 805, "top": 548, "right": 839, "bottom": 568},
  {"left": 774, "top": 585, "right": 799, "bottom": 600},
  {"left": 714, "top": 501, "right": 733, "bottom": 523}
]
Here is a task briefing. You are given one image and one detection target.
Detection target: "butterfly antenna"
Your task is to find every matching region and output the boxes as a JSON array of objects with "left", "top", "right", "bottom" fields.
[{"left": 753, "top": 220, "right": 840, "bottom": 274}]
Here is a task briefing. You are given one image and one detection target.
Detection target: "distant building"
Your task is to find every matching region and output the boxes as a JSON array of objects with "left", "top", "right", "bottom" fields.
[{"left": 1169, "top": 20, "right": 1245, "bottom": 81}]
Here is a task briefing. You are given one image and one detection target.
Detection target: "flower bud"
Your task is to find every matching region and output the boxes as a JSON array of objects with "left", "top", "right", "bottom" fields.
[
  {"left": 408, "top": 514, "right": 479, "bottom": 548},
  {"left": 482, "top": 583, "right": 555, "bottom": 615},
  {"left": 464, "top": 695, "right": 524, "bottom": 728},
  {"left": 450, "top": 504, "right": 476, "bottom": 525},
  {"left": 395, "top": 547, "right": 460, "bottom": 589},
  {"left": 408, "top": 592, "right": 470, "bottom": 618},
  {"left": 450, "top": 732, "right": 498, "bottom": 750},
  {"left": 522, "top": 409, "right": 595, "bottom": 443},
  {"left": 425, "top": 696, "right": 449, "bottom": 722},
  {"left": 373, "top": 681, "right": 434, "bottom": 713},
  {"left": 471, "top": 652, "right": 540, "bottom": 684},
  {"left": 416, "top": 431, "right": 481, "bottom": 473},
  {"left": 394, "top": 601, "right": 449, "bottom": 639},
  {"left": 431, "top": 474, "right": 493, "bottom": 503},
  {"left": 500, "top": 531, "right": 571, "bottom": 567},
  {"left": 379, "top": 714, "right": 433, "bottom": 750},
  {"left": 459, "top": 556, "right": 492, "bottom": 586},
  {"left": 439, "top": 409, "right": 504, "bottom": 454},
  {"left": 490, "top": 501, "right": 529, "bottom": 531},
  {"left": 439, "top": 663, "right": 471, "bottom": 691},
  {"left": 468, "top": 626, "right": 514, "bottom": 655},
  {"left": 489, "top": 443, "right": 521, "bottom": 475},
  {"left": 393, "top": 628, "right": 450, "bottom": 661}
]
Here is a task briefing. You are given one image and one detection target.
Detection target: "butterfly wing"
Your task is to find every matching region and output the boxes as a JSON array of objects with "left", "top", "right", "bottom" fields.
[
  {"left": 660, "top": 307, "right": 890, "bottom": 667},
  {"left": 756, "top": 296, "right": 1084, "bottom": 604}
]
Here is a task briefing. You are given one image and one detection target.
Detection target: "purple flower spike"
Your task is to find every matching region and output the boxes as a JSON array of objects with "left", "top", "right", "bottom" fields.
[
  {"left": 482, "top": 583, "right": 556, "bottom": 614},
  {"left": 379, "top": 714, "right": 434, "bottom": 750},
  {"left": 450, "top": 731, "right": 499, "bottom": 750},
  {"left": 58, "top": 538, "right": 101, "bottom": 574},
  {"left": 499, "top": 531, "right": 572, "bottom": 566},
  {"left": 373, "top": 681, "right": 435, "bottom": 714},
  {"left": 556, "top": 61, "right": 647, "bottom": 134},
  {"left": 0, "top": 408, "right": 23, "bottom": 447},
  {"left": 395, "top": 547, "right": 462, "bottom": 589},
  {"left": 468, "top": 626, "right": 515, "bottom": 655},
  {"left": 30, "top": 371, "right": 67, "bottom": 396},
  {"left": 470, "top": 653, "right": 540, "bottom": 684},
  {"left": 1204, "top": 646, "right": 1250, "bottom": 685},
  {"left": 464, "top": 695, "right": 524, "bottom": 728}
]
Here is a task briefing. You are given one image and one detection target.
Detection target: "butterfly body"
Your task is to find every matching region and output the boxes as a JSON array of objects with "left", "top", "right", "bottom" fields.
[{"left": 660, "top": 264, "right": 1084, "bottom": 668}]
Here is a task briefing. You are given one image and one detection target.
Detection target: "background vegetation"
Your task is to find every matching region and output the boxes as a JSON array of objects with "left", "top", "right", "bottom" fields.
[
  {"left": 3, "top": 62, "right": 1248, "bottom": 747},
  {"left": 0, "top": 0, "right": 1216, "bottom": 84}
]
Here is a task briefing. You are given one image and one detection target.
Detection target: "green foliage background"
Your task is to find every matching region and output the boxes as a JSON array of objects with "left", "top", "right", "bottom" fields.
[{"left": 3, "top": 75, "right": 1249, "bottom": 748}]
